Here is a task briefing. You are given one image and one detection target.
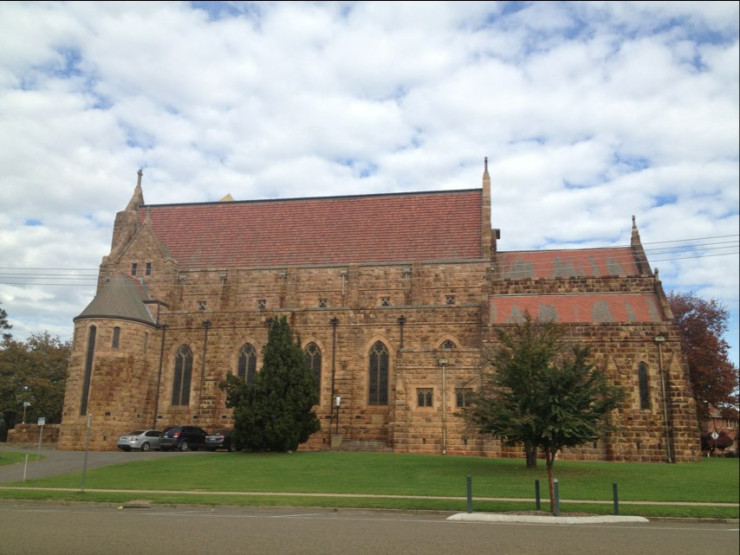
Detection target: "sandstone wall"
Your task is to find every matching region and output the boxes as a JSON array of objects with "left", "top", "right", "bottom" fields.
[{"left": 59, "top": 250, "right": 701, "bottom": 462}]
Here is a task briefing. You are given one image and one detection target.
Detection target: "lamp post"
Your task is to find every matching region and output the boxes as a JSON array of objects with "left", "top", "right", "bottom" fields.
[
  {"left": 655, "top": 335, "right": 674, "bottom": 463},
  {"left": 22, "top": 401, "right": 31, "bottom": 424},
  {"left": 329, "top": 318, "right": 339, "bottom": 430},
  {"left": 438, "top": 358, "right": 448, "bottom": 455},
  {"left": 144, "top": 299, "right": 169, "bottom": 429},
  {"left": 200, "top": 320, "right": 211, "bottom": 398},
  {"left": 335, "top": 396, "right": 341, "bottom": 434}
]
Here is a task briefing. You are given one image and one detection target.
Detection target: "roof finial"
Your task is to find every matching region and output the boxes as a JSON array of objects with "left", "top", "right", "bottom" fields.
[
  {"left": 484, "top": 156, "right": 488, "bottom": 174},
  {"left": 125, "top": 169, "right": 145, "bottom": 211},
  {"left": 632, "top": 214, "right": 636, "bottom": 227}
]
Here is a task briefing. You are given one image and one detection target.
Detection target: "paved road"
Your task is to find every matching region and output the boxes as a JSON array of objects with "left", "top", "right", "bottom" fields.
[{"left": 0, "top": 501, "right": 737, "bottom": 555}]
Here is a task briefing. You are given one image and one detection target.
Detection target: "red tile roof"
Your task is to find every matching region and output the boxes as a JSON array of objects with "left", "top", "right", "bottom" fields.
[
  {"left": 489, "top": 292, "right": 664, "bottom": 324},
  {"left": 140, "top": 189, "right": 483, "bottom": 268},
  {"left": 496, "top": 248, "right": 639, "bottom": 279}
]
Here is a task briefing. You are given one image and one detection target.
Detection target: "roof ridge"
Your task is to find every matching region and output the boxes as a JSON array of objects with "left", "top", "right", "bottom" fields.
[
  {"left": 140, "top": 187, "right": 481, "bottom": 209},
  {"left": 499, "top": 245, "right": 632, "bottom": 254}
]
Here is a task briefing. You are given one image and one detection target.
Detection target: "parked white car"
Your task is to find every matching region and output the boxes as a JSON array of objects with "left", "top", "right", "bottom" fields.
[{"left": 116, "top": 430, "right": 162, "bottom": 452}]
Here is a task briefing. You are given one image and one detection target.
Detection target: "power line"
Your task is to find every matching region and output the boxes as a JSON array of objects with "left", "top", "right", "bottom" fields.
[
  {"left": 0, "top": 234, "right": 736, "bottom": 288},
  {"left": 641, "top": 234, "right": 738, "bottom": 245}
]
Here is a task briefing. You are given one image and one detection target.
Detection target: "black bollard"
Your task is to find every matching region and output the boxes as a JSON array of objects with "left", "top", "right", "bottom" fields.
[
  {"left": 613, "top": 482, "right": 619, "bottom": 515},
  {"left": 535, "top": 479, "right": 541, "bottom": 511},
  {"left": 554, "top": 478, "right": 560, "bottom": 516},
  {"left": 466, "top": 475, "right": 473, "bottom": 513}
]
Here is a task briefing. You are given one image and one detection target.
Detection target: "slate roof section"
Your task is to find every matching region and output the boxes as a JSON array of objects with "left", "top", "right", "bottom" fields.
[
  {"left": 496, "top": 247, "right": 640, "bottom": 279},
  {"left": 139, "top": 189, "right": 484, "bottom": 269},
  {"left": 75, "top": 274, "right": 155, "bottom": 324},
  {"left": 489, "top": 292, "right": 663, "bottom": 324}
]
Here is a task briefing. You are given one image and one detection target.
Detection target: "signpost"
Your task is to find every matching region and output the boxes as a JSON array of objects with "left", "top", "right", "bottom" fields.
[
  {"left": 81, "top": 414, "right": 92, "bottom": 492},
  {"left": 36, "top": 417, "right": 45, "bottom": 479}
]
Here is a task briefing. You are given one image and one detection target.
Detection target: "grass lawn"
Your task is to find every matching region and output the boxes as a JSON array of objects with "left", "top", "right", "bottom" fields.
[
  {"left": 1, "top": 451, "right": 737, "bottom": 519},
  {"left": 0, "top": 451, "right": 41, "bottom": 466}
]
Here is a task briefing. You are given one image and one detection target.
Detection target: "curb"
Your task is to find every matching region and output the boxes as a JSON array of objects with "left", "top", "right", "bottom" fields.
[{"left": 447, "top": 513, "right": 649, "bottom": 524}]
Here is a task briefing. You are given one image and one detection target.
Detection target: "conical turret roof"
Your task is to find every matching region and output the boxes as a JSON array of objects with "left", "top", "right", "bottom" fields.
[{"left": 75, "top": 274, "right": 155, "bottom": 325}]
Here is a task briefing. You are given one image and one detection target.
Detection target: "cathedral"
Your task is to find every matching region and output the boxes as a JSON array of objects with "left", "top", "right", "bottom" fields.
[{"left": 58, "top": 160, "right": 701, "bottom": 462}]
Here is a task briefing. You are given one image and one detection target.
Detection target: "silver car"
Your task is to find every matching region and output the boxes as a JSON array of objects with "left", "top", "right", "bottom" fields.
[{"left": 116, "top": 429, "right": 162, "bottom": 452}]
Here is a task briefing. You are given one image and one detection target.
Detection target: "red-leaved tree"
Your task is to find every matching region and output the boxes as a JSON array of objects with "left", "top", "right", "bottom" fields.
[{"left": 667, "top": 292, "right": 738, "bottom": 423}]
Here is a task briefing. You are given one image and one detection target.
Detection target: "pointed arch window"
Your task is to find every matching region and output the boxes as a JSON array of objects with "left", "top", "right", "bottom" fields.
[
  {"left": 304, "top": 342, "right": 322, "bottom": 401},
  {"left": 638, "top": 361, "right": 650, "bottom": 410},
  {"left": 238, "top": 343, "right": 257, "bottom": 385},
  {"left": 172, "top": 345, "right": 193, "bottom": 406},
  {"left": 80, "top": 325, "right": 96, "bottom": 415},
  {"left": 368, "top": 341, "right": 389, "bottom": 406},
  {"left": 441, "top": 339, "right": 456, "bottom": 351},
  {"left": 237, "top": 343, "right": 257, "bottom": 385}
]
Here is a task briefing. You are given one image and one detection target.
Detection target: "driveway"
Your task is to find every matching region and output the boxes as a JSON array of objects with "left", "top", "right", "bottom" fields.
[{"left": 0, "top": 444, "right": 205, "bottom": 483}]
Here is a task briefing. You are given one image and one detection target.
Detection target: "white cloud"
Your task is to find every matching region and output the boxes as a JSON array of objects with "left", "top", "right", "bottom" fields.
[{"left": 0, "top": 1, "right": 737, "bottom": 364}]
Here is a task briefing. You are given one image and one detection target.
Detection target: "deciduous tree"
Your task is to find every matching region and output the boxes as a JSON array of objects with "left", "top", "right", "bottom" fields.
[
  {"left": 0, "top": 332, "right": 70, "bottom": 427},
  {"left": 667, "top": 292, "right": 738, "bottom": 423},
  {"left": 220, "top": 316, "right": 320, "bottom": 452},
  {"left": 0, "top": 302, "right": 11, "bottom": 340},
  {"left": 463, "top": 314, "right": 625, "bottom": 514}
]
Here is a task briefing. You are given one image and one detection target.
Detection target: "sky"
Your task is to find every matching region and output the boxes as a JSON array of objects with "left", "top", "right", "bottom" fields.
[{"left": 0, "top": 1, "right": 738, "bottom": 367}]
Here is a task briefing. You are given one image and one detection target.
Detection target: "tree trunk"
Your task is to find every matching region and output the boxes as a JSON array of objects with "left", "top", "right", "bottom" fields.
[
  {"left": 546, "top": 448, "right": 556, "bottom": 514},
  {"left": 525, "top": 442, "right": 538, "bottom": 468}
]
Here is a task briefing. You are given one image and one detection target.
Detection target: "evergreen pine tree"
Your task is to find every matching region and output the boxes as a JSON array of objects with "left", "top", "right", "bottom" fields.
[{"left": 222, "top": 316, "right": 320, "bottom": 452}]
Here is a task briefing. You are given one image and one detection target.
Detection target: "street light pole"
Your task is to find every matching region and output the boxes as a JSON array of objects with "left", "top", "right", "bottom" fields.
[
  {"left": 144, "top": 299, "right": 169, "bottom": 430},
  {"left": 22, "top": 401, "right": 30, "bottom": 424},
  {"left": 438, "top": 358, "right": 448, "bottom": 455},
  {"left": 335, "top": 396, "right": 341, "bottom": 434},
  {"left": 655, "top": 335, "right": 674, "bottom": 463},
  {"left": 329, "top": 318, "right": 339, "bottom": 430}
]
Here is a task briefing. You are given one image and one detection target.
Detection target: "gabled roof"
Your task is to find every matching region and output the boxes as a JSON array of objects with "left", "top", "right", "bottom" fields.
[
  {"left": 75, "top": 274, "right": 155, "bottom": 324},
  {"left": 496, "top": 247, "right": 640, "bottom": 279},
  {"left": 139, "top": 189, "right": 484, "bottom": 268},
  {"left": 489, "top": 292, "right": 664, "bottom": 324}
]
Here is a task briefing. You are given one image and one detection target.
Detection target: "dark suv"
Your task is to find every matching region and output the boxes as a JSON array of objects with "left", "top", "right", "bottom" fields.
[{"left": 159, "top": 425, "right": 208, "bottom": 451}]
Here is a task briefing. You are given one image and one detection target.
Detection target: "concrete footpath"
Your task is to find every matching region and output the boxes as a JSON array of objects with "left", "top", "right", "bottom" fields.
[{"left": 0, "top": 444, "right": 735, "bottom": 525}]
